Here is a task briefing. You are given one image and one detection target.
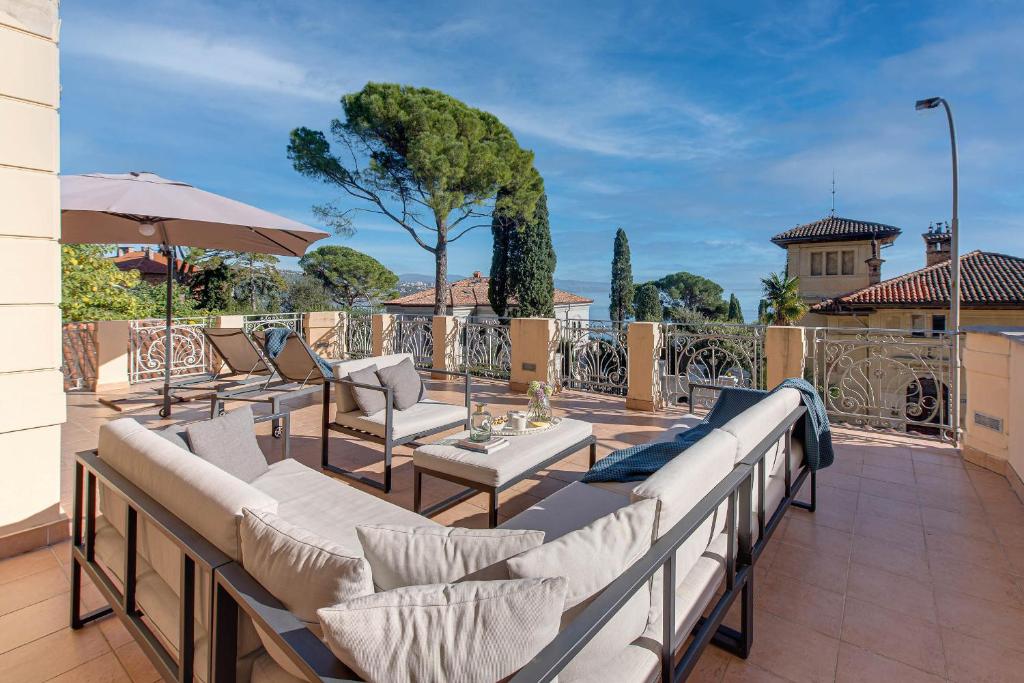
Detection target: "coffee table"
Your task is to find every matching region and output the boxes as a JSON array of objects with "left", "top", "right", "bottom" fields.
[{"left": 413, "top": 418, "right": 596, "bottom": 527}]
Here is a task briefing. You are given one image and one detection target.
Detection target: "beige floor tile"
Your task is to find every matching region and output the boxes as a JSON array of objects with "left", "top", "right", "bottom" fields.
[
  {"left": 852, "top": 512, "right": 926, "bottom": 550},
  {"left": 845, "top": 562, "right": 936, "bottom": 623},
  {"left": 920, "top": 504, "right": 996, "bottom": 542},
  {"left": 862, "top": 451, "right": 914, "bottom": 472},
  {"left": 816, "top": 469, "right": 861, "bottom": 493},
  {"left": 835, "top": 642, "right": 944, "bottom": 683},
  {"left": 741, "top": 610, "right": 840, "bottom": 682},
  {"left": 767, "top": 540, "right": 850, "bottom": 596},
  {"left": 0, "top": 593, "right": 69, "bottom": 655},
  {"left": 721, "top": 659, "right": 790, "bottom": 682},
  {"left": 113, "top": 640, "right": 161, "bottom": 683},
  {"left": 928, "top": 552, "right": 1024, "bottom": 607},
  {"left": 49, "top": 651, "right": 132, "bottom": 683},
  {"left": 849, "top": 534, "right": 925, "bottom": 579},
  {"left": 860, "top": 464, "right": 916, "bottom": 487},
  {"left": 924, "top": 528, "right": 1006, "bottom": 567},
  {"left": 857, "top": 492, "right": 922, "bottom": 526},
  {"left": 933, "top": 587, "right": 1024, "bottom": 654},
  {"left": 839, "top": 597, "right": 945, "bottom": 676},
  {"left": 0, "top": 567, "right": 68, "bottom": 616},
  {"left": 755, "top": 571, "right": 845, "bottom": 638},
  {"left": 783, "top": 516, "right": 853, "bottom": 559},
  {"left": 0, "top": 547, "right": 61, "bottom": 586},
  {"left": 858, "top": 476, "right": 919, "bottom": 504},
  {"left": 941, "top": 626, "right": 1024, "bottom": 682},
  {"left": 0, "top": 624, "right": 109, "bottom": 683}
]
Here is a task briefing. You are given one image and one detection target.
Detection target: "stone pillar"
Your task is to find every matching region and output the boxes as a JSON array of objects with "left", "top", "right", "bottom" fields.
[
  {"left": 626, "top": 322, "right": 663, "bottom": 412},
  {"left": 372, "top": 313, "right": 394, "bottom": 357},
  {"left": 94, "top": 319, "right": 132, "bottom": 392},
  {"left": 962, "top": 329, "right": 1011, "bottom": 475},
  {"left": 432, "top": 315, "right": 459, "bottom": 378},
  {"left": 304, "top": 311, "right": 343, "bottom": 358},
  {"left": 0, "top": 0, "right": 65, "bottom": 555},
  {"left": 209, "top": 315, "right": 245, "bottom": 373},
  {"left": 764, "top": 326, "right": 806, "bottom": 389},
  {"left": 509, "top": 318, "right": 558, "bottom": 393}
]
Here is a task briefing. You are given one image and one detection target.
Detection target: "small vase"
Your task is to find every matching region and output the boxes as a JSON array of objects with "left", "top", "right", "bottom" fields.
[
  {"left": 528, "top": 395, "right": 551, "bottom": 425},
  {"left": 469, "top": 403, "right": 493, "bottom": 442}
]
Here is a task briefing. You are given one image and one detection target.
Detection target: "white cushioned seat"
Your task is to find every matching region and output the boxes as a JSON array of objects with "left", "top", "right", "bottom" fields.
[
  {"left": 251, "top": 459, "right": 438, "bottom": 552},
  {"left": 332, "top": 398, "right": 466, "bottom": 440},
  {"left": 413, "top": 418, "right": 592, "bottom": 488},
  {"left": 330, "top": 353, "right": 414, "bottom": 413},
  {"left": 500, "top": 480, "right": 632, "bottom": 541}
]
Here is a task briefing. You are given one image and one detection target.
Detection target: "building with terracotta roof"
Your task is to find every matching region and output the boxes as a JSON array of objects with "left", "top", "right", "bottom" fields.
[
  {"left": 771, "top": 215, "right": 902, "bottom": 309},
  {"left": 383, "top": 271, "right": 592, "bottom": 321},
  {"left": 110, "top": 246, "right": 195, "bottom": 285}
]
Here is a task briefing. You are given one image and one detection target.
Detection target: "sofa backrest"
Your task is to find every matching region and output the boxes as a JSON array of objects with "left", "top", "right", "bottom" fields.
[
  {"left": 719, "top": 387, "right": 800, "bottom": 466},
  {"left": 98, "top": 418, "right": 278, "bottom": 560},
  {"left": 630, "top": 428, "right": 737, "bottom": 578},
  {"left": 331, "top": 353, "right": 414, "bottom": 413}
]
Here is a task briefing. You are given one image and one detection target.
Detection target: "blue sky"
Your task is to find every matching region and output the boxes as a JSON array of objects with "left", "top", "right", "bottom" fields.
[{"left": 60, "top": 1, "right": 1024, "bottom": 320}]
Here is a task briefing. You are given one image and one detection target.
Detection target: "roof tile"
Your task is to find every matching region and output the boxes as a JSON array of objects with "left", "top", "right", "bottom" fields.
[{"left": 772, "top": 215, "right": 901, "bottom": 246}]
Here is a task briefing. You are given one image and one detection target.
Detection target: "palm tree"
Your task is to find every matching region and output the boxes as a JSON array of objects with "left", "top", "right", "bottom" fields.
[{"left": 760, "top": 271, "right": 808, "bottom": 325}]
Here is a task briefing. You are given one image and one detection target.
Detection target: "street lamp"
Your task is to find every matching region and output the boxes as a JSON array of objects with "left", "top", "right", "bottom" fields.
[{"left": 915, "top": 96, "right": 960, "bottom": 443}]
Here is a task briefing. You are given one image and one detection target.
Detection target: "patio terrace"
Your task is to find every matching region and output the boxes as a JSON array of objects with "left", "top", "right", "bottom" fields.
[{"left": 2, "top": 379, "right": 1024, "bottom": 682}]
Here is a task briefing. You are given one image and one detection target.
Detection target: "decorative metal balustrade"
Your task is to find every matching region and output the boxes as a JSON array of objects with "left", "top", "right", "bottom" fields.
[
  {"left": 344, "top": 309, "right": 375, "bottom": 359},
  {"left": 806, "top": 326, "right": 955, "bottom": 441},
  {"left": 461, "top": 318, "right": 512, "bottom": 379},
  {"left": 559, "top": 319, "right": 629, "bottom": 395},
  {"left": 241, "top": 313, "right": 304, "bottom": 334},
  {"left": 662, "top": 322, "right": 765, "bottom": 409},
  {"left": 392, "top": 314, "right": 434, "bottom": 368},
  {"left": 128, "top": 317, "right": 213, "bottom": 384}
]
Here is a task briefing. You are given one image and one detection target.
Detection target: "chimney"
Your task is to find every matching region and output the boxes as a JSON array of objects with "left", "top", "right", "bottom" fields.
[
  {"left": 864, "top": 238, "right": 884, "bottom": 285},
  {"left": 922, "top": 222, "right": 951, "bottom": 267}
]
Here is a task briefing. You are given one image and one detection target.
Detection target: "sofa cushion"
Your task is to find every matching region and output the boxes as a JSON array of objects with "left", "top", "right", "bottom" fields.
[
  {"left": 331, "top": 353, "right": 414, "bottom": 413},
  {"left": 376, "top": 357, "right": 423, "bottom": 410},
  {"left": 333, "top": 399, "right": 465, "bottom": 440},
  {"left": 98, "top": 418, "right": 278, "bottom": 559},
  {"left": 186, "top": 406, "right": 269, "bottom": 483},
  {"left": 239, "top": 509, "right": 373, "bottom": 679},
  {"left": 356, "top": 525, "right": 545, "bottom": 590},
  {"left": 317, "top": 578, "right": 567, "bottom": 683},
  {"left": 500, "top": 480, "right": 632, "bottom": 541},
  {"left": 155, "top": 425, "right": 191, "bottom": 451},
  {"left": 507, "top": 499, "right": 657, "bottom": 680},
  {"left": 251, "top": 459, "right": 438, "bottom": 552},
  {"left": 348, "top": 365, "right": 386, "bottom": 416}
]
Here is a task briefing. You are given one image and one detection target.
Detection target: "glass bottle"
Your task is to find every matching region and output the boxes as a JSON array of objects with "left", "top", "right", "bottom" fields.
[{"left": 469, "top": 403, "right": 493, "bottom": 442}]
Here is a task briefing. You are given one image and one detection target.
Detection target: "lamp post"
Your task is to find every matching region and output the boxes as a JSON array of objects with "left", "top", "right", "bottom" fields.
[{"left": 915, "top": 96, "right": 960, "bottom": 443}]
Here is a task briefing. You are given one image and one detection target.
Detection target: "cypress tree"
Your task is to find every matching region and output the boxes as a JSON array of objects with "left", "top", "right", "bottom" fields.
[
  {"left": 609, "top": 228, "right": 634, "bottom": 323},
  {"left": 727, "top": 293, "right": 744, "bottom": 323},
  {"left": 488, "top": 190, "right": 556, "bottom": 318},
  {"left": 634, "top": 283, "right": 663, "bottom": 322}
]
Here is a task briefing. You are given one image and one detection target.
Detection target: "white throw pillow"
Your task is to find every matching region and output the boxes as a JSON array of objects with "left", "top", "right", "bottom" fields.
[
  {"left": 318, "top": 578, "right": 567, "bottom": 683},
  {"left": 356, "top": 524, "right": 545, "bottom": 590},
  {"left": 506, "top": 499, "right": 658, "bottom": 680},
  {"left": 240, "top": 509, "right": 374, "bottom": 678}
]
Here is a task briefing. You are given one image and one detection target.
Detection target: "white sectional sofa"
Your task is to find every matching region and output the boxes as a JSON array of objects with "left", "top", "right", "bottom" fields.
[{"left": 69, "top": 387, "right": 812, "bottom": 683}]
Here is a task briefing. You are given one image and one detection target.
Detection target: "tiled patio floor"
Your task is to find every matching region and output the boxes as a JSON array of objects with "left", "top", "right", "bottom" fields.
[{"left": 3, "top": 377, "right": 1024, "bottom": 681}]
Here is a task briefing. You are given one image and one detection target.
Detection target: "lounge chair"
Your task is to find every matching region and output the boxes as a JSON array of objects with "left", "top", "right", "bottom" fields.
[
  {"left": 209, "top": 330, "right": 327, "bottom": 437},
  {"left": 322, "top": 354, "right": 470, "bottom": 493},
  {"left": 155, "top": 327, "right": 275, "bottom": 401}
]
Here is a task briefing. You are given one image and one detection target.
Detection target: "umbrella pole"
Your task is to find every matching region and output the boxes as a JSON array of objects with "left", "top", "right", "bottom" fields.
[{"left": 161, "top": 243, "right": 173, "bottom": 417}]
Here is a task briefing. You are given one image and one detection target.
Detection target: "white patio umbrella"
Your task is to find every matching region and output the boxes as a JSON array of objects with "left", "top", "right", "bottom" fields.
[{"left": 61, "top": 171, "right": 329, "bottom": 416}]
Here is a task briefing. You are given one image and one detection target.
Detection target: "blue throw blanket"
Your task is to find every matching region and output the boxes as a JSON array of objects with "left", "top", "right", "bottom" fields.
[
  {"left": 262, "top": 328, "right": 334, "bottom": 379},
  {"left": 582, "top": 378, "right": 832, "bottom": 483}
]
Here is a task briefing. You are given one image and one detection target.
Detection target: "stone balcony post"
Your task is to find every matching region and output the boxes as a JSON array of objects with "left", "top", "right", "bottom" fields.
[
  {"left": 764, "top": 326, "right": 806, "bottom": 389},
  {"left": 305, "top": 311, "right": 343, "bottom": 358},
  {"left": 432, "top": 315, "right": 459, "bottom": 378},
  {"left": 626, "top": 322, "right": 663, "bottom": 412},
  {"left": 509, "top": 317, "right": 558, "bottom": 393},
  {"left": 372, "top": 313, "right": 394, "bottom": 356},
  {"left": 210, "top": 315, "right": 245, "bottom": 373},
  {"left": 93, "top": 319, "right": 132, "bottom": 393},
  {"left": 962, "top": 328, "right": 1012, "bottom": 477}
]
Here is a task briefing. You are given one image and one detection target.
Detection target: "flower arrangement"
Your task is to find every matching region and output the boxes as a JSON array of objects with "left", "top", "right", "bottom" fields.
[{"left": 527, "top": 380, "right": 555, "bottom": 424}]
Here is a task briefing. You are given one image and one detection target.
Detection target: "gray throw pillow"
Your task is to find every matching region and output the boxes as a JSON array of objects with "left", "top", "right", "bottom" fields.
[
  {"left": 376, "top": 358, "right": 423, "bottom": 410},
  {"left": 155, "top": 425, "right": 191, "bottom": 451},
  {"left": 186, "top": 406, "right": 269, "bottom": 483},
  {"left": 348, "top": 365, "right": 386, "bottom": 416}
]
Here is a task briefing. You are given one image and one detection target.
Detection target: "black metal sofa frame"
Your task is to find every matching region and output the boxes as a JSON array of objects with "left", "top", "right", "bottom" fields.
[
  {"left": 70, "top": 400, "right": 814, "bottom": 683},
  {"left": 320, "top": 366, "right": 471, "bottom": 493}
]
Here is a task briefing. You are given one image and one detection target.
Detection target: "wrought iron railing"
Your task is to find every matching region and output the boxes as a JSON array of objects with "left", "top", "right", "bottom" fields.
[
  {"left": 241, "top": 312, "right": 304, "bottom": 334},
  {"left": 461, "top": 317, "right": 511, "bottom": 379},
  {"left": 392, "top": 314, "right": 433, "bottom": 368},
  {"left": 662, "top": 322, "right": 765, "bottom": 409},
  {"left": 805, "top": 326, "right": 955, "bottom": 441},
  {"left": 344, "top": 308, "right": 375, "bottom": 359},
  {"left": 128, "top": 317, "right": 213, "bottom": 384},
  {"left": 559, "top": 319, "right": 629, "bottom": 395}
]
